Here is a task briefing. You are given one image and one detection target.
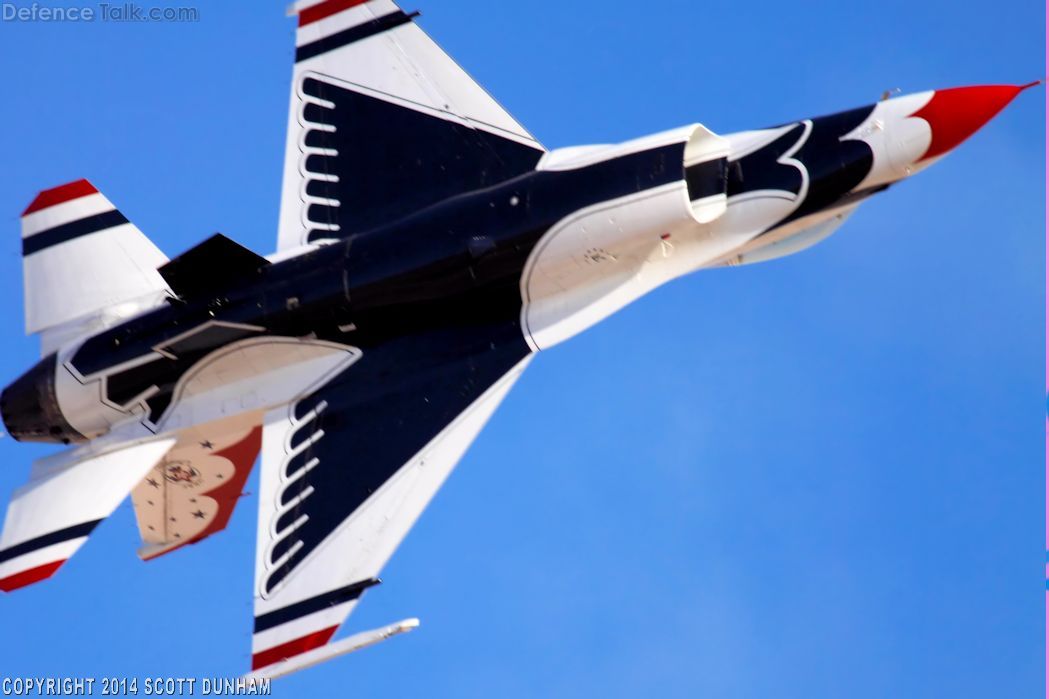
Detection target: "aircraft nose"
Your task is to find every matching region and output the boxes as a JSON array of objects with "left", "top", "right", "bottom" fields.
[{"left": 909, "top": 82, "right": 1038, "bottom": 161}]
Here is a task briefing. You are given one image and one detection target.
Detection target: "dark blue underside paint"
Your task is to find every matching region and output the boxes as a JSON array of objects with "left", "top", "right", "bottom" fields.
[
  {"left": 265, "top": 319, "right": 526, "bottom": 592},
  {"left": 781, "top": 107, "right": 876, "bottom": 225},
  {"left": 726, "top": 105, "right": 876, "bottom": 234},
  {"left": 299, "top": 76, "right": 544, "bottom": 241}
]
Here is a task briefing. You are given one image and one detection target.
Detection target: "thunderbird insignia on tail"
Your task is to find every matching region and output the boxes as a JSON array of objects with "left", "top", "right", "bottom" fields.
[{"left": 0, "top": 0, "right": 1035, "bottom": 678}]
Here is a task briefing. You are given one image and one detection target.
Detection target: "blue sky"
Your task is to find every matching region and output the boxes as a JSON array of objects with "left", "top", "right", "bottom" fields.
[{"left": 0, "top": 1, "right": 1043, "bottom": 696}]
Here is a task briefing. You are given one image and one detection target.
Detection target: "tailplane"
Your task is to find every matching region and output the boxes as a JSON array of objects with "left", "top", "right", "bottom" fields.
[
  {"left": 20, "top": 179, "right": 171, "bottom": 353},
  {"left": 0, "top": 437, "right": 175, "bottom": 591}
]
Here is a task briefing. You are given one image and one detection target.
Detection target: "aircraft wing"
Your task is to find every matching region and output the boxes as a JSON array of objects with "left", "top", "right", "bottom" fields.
[
  {"left": 276, "top": 0, "right": 545, "bottom": 251},
  {"left": 250, "top": 344, "right": 530, "bottom": 674}
]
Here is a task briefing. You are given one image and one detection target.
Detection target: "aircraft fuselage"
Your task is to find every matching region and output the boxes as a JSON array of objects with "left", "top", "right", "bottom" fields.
[{"left": 0, "top": 85, "right": 1027, "bottom": 446}]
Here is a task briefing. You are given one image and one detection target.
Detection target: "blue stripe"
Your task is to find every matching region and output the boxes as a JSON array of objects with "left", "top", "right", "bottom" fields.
[
  {"left": 295, "top": 10, "right": 414, "bottom": 62},
  {"left": 0, "top": 520, "right": 102, "bottom": 564},
  {"left": 253, "top": 578, "right": 380, "bottom": 632},
  {"left": 23, "top": 210, "right": 129, "bottom": 256}
]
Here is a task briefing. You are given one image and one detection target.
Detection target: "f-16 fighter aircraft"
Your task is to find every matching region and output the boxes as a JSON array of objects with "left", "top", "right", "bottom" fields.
[{"left": 0, "top": 0, "right": 1035, "bottom": 678}]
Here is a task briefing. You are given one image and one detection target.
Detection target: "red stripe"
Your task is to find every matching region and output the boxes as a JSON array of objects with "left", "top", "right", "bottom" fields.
[
  {"left": 298, "top": 0, "right": 369, "bottom": 26},
  {"left": 22, "top": 179, "right": 98, "bottom": 216},
  {"left": 251, "top": 626, "right": 338, "bottom": 670},
  {"left": 0, "top": 560, "right": 66, "bottom": 592}
]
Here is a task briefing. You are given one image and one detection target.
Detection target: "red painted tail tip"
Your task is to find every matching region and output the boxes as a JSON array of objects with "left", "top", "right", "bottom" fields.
[
  {"left": 910, "top": 84, "right": 1032, "bottom": 162},
  {"left": 0, "top": 560, "right": 66, "bottom": 592},
  {"left": 22, "top": 178, "right": 98, "bottom": 216}
]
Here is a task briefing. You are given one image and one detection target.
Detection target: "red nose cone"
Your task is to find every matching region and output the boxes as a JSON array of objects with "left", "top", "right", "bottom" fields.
[{"left": 910, "top": 83, "right": 1036, "bottom": 162}]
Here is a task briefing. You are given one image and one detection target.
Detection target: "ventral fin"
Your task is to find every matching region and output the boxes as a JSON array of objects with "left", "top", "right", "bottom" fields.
[{"left": 159, "top": 234, "right": 270, "bottom": 300}]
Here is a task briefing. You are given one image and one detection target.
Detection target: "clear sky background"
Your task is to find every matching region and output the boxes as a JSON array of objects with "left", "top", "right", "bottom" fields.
[{"left": 0, "top": 2, "right": 1043, "bottom": 697}]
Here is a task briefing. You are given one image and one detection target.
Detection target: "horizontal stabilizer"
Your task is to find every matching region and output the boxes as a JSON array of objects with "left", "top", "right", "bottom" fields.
[
  {"left": 20, "top": 179, "right": 170, "bottom": 348},
  {"left": 159, "top": 234, "right": 270, "bottom": 299},
  {"left": 0, "top": 438, "right": 175, "bottom": 591}
]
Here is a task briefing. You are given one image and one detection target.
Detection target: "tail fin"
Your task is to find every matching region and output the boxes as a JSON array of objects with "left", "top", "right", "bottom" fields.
[{"left": 20, "top": 179, "right": 170, "bottom": 351}]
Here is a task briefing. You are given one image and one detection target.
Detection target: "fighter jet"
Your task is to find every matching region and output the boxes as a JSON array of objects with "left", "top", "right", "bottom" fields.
[{"left": 0, "top": 0, "right": 1034, "bottom": 678}]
